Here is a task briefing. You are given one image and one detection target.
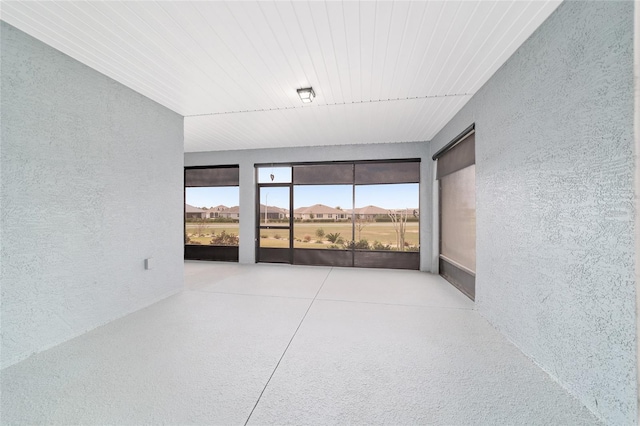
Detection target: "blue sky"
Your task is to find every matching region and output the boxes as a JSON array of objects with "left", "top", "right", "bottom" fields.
[
  {"left": 186, "top": 187, "right": 240, "bottom": 209},
  {"left": 258, "top": 167, "right": 291, "bottom": 184},
  {"left": 186, "top": 184, "right": 418, "bottom": 210}
]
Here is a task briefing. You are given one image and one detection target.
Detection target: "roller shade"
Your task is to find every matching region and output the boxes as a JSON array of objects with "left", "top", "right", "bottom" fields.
[
  {"left": 436, "top": 132, "right": 475, "bottom": 180},
  {"left": 293, "top": 163, "right": 353, "bottom": 185},
  {"left": 185, "top": 166, "right": 239, "bottom": 187},
  {"left": 355, "top": 161, "right": 420, "bottom": 185},
  {"left": 440, "top": 165, "right": 476, "bottom": 273},
  {"left": 436, "top": 125, "right": 476, "bottom": 299}
]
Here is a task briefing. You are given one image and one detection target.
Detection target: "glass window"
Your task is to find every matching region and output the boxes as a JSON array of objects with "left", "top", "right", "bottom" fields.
[
  {"left": 258, "top": 160, "right": 420, "bottom": 269},
  {"left": 258, "top": 167, "right": 291, "bottom": 183},
  {"left": 354, "top": 184, "right": 419, "bottom": 251},
  {"left": 185, "top": 186, "right": 239, "bottom": 247},
  {"left": 258, "top": 228, "right": 290, "bottom": 248},
  {"left": 258, "top": 186, "right": 290, "bottom": 248},
  {"left": 259, "top": 186, "right": 289, "bottom": 227},
  {"left": 293, "top": 184, "right": 352, "bottom": 249}
]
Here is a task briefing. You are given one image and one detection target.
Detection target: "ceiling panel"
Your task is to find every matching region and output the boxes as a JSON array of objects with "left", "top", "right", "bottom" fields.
[
  {"left": 184, "top": 96, "right": 473, "bottom": 152},
  {"left": 0, "top": 1, "right": 562, "bottom": 152}
]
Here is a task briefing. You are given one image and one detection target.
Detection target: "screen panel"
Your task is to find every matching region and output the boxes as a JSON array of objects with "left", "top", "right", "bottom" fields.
[
  {"left": 293, "top": 248, "right": 353, "bottom": 267},
  {"left": 354, "top": 251, "right": 419, "bottom": 270},
  {"left": 354, "top": 184, "right": 419, "bottom": 252},
  {"left": 440, "top": 258, "right": 475, "bottom": 300},
  {"left": 293, "top": 184, "right": 352, "bottom": 249},
  {"left": 185, "top": 167, "right": 239, "bottom": 187},
  {"left": 259, "top": 248, "right": 291, "bottom": 263},
  {"left": 355, "top": 161, "right": 420, "bottom": 185},
  {"left": 293, "top": 163, "right": 353, "bottom": 185},
  {"left": 185, "top": 245, "right": 239, "bottom": 262}
]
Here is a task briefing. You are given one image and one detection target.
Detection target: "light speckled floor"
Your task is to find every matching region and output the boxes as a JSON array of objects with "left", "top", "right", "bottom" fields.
[{"left": 1, "top": 261, "right": 600, "bottom": 425}]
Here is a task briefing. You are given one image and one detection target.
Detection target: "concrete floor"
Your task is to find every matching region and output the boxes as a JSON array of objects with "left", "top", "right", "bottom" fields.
[{"left": 1, "top": 261, "right": 600, "bottom": 425}]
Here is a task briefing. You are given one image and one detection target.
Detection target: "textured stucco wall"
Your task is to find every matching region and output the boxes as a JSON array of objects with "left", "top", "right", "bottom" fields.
[
  {"left": 185, "top": 142, "right": 432, "bottom": 271},
  {"left": 429, "top": 2, "right": 635, "bottom": 424},
  {"left": 635, "top": 3, "right": 640, "bottom": 423},
  {"left": 0, "top": 22, "right": 185, "bottom": 369}
]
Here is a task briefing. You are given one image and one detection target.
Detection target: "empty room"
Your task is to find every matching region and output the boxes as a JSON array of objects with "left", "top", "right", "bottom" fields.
[{"left": 1, "top": 0, "right": 637, "bottom": 425}]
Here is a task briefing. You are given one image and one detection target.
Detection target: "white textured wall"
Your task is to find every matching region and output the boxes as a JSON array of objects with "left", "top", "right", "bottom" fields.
[
  {"left": 635, "top": 4, "right": 640, "bottom": 424},
  {"left": 1, "top": 22, "right": 184, "bottom": 369},
  {"left": 430, "top": 2, "right": 635, "bottom": 424},
  {"left": 185, "top": 142, "right": 432, "bottom": 271}
]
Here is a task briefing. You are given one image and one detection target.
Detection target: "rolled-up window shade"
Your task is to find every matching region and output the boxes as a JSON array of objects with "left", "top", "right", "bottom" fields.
[
  {"left": 185, "top": 166, "right": 239, "bottom": 187},
  {"left": 355, "top": 161, "right": 420, "bottom": 185},
  {"left": 293, "top": 164, "right": 353, "bottom": 185},
  {"left": 436, "top": 132, "right": 475, "bottom": 180}
]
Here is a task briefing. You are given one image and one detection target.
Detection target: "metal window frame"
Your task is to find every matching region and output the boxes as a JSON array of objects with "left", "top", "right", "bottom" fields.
[
  {"left": 254, "top": 159, "right": 420, "bottom": 270},
  {"left": 255, "top": 172, "right": 294, "bottom": 264},
  {"left": 184, "top": 165, "right": 240, "bottom": 262}
]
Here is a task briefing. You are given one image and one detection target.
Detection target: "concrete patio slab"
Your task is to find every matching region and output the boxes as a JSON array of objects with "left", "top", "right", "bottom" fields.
[
  {"left": 248, "top": 298, "right": 600, "bottom": 425},
  {"left": 1, "top": 262, "right": 601, "bottom": 425},
  {"left": 190, "top": 263, "right": 331, "bottom": 299},
  {"left": 1, "top": 290, "right": 310, "bottom": 425},
  {"left": 317, "top": 266, "right": 474, "bottom": 309}
]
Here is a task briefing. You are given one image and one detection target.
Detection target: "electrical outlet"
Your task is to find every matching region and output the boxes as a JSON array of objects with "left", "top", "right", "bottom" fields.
[{"left": 144, "top": 258, "right": 153, "bottom": 270}]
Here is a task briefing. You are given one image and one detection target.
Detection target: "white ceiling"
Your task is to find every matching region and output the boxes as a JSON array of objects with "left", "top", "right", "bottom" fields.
[{"left": 1, "top": 1, "right": 561, "bottom": 152}]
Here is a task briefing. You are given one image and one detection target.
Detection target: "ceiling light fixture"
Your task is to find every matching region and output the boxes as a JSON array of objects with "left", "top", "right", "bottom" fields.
[{"left": 297, "top": 87, "right": 315, "bottom": 103}]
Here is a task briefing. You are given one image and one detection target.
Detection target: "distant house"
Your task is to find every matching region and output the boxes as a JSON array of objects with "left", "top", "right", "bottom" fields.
[
  {"left": 207, "top": 204, "right": 229, "bottom": 218},
  {"left": 389, "top": 208, "right": 419, "bottom": 218},
  {"left": 185, "top": 204, "right": 207, "bottom": 219},
  {"left": 259, "top": 204, "right": 288, "bottom": 220},
  {"left": 294, "top": 204, "right": 347, "bottom": 221},
  {"left": 219, "top": 206, "right": 240, "bottom": 219},
  {"left": 345, "top": 205, "right": 388, "bottom": 221}
]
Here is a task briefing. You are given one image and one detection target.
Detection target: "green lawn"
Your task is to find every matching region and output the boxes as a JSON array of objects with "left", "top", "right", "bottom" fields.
[{"left": 187, "top": 222, "right": 419, "bottom": 250}]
